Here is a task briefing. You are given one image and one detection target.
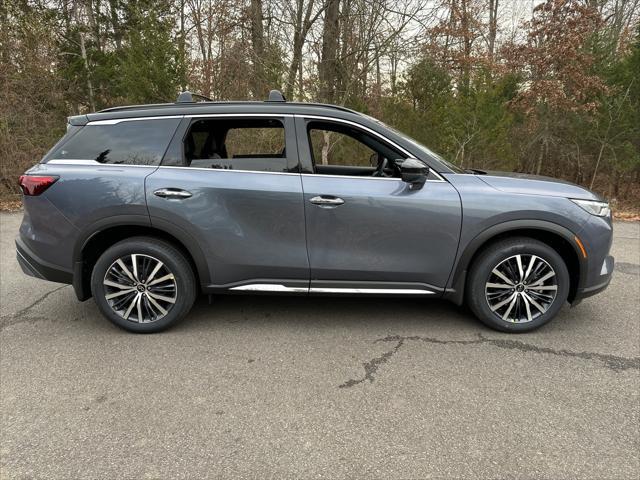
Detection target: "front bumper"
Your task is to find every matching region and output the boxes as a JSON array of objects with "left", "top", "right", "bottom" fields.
[
  {"left": 573, "top": 254, "right": 614, "bottom": 304},
  {"left": 15, "top": 238, "right": 73, "bottom": 284}
]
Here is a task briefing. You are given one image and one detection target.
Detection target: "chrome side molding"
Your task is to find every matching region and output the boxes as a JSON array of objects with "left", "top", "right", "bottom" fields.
[
  {"left": 310, "top": 288, "right": 434, "bottom": 294},
  {"left": 229, "top": 284, "right": 308, "bottom": 293},
  {"left": 229, "top": 284, "right": 435, "bottom": 295}
]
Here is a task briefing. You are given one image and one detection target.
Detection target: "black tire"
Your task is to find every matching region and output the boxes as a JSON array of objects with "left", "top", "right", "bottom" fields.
[
  {"left": 91, "top": 237, "right": 196, "bottom": 333},
  {"left": 466, "top": 237, "right": 570, "bottom": 333}
]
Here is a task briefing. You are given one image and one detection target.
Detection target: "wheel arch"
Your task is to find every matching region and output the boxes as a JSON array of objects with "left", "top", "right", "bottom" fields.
[
  {"left": 445, "top": 220, "right": 586, "bottom": 306},
  {"left": 72, "top": 216, "right": 209, "bottom": 301}
]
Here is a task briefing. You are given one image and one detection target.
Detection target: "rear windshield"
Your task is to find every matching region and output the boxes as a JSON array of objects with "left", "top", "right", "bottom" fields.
[{"left": 48, "top": 118, "right": 180, "bottom": 166}]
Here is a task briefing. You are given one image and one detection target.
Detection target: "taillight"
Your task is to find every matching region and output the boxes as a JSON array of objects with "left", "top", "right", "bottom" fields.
[{"left": 18, "top": 175, "right": 59, "bottom": 196}]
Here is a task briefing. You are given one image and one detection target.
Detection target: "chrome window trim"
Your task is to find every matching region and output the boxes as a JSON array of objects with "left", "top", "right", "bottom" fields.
[
  {"left": 303, "top": 173, "right": 444, "bottom": 183},
  {"left": 45, "top": 159, "right": 158, "bottom": 168},
  {"left": 302, "top": 173, "right": 445, "bottom": 183},
  {"left": 88, "top": 115, "right": 184, "bottom": 125},
  {"left": 159, "top": 166, "right": 299, "bottom": 176},
  {"left": 45, "top": 160, "right": 296, "bottom": 175}
]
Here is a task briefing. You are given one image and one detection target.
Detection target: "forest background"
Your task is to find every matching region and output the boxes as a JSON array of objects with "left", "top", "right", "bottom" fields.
[{"left": 1, "top": 0, "right": 639, "bottom": 214}]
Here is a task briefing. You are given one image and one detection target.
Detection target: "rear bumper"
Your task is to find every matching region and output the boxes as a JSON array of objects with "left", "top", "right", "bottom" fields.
[{"left": 16, "top": 237, "right": 73, "bottom": 284}]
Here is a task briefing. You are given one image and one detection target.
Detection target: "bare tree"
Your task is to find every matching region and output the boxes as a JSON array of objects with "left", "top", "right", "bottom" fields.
[
  {"left": 488, "top": 0, "right": 498, "bottom": 59},
  {"left": 319, "top": 0, "right": 340, "bottom": 102},
  {"left": 283, "top": 0, "right": 326, "bottom": 99},
  {"left": 250, "top": 0, "right": 268, "bottom": 97},
  {"left": 74, "top": 0, "right": 96, "bottom": 111}
]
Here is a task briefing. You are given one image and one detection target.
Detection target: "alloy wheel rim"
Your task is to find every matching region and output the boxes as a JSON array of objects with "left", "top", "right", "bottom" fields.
[
  {"left": 103, "top": 254, "right": 177, "bottom": 323},
  {"left": 485, "top": 254, "right": 557, "bottom": 323}
]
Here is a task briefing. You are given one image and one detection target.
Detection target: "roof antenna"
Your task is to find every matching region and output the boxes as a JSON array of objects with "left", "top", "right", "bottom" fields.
[{"left": 267, "top": 90, "right": 286, "bottom": 102}]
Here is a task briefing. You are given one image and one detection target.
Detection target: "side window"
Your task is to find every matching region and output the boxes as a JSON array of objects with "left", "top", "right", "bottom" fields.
[
  {"left": 183, "top": 118, "right": 288, "bottom": 173},
  {"left": 50, "top": 118, "right": 180, "bottom": 166},
  {"left": 225, "top": 127, "right": 284, "bottom": 158},
  {"left": 309, "top": 128, "right": 375, "bottom": 167},
  {"left": 306, "top": 121, "right": 404, "bottom": 177}
]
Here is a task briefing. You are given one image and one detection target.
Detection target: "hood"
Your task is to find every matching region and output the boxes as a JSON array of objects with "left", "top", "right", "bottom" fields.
[{"left": 474, "top": 170, "right": 602, "bottom": 201}]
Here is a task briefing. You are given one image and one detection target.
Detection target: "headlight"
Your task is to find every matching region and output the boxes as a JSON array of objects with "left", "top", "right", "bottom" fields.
[{"left": 571, "top": 199, "right": 610, "bottom": 217}]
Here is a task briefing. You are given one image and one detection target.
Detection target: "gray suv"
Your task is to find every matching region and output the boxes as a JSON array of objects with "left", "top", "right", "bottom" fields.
[{"left": 16, "top": 90, "right": 614, "bottom": 333}]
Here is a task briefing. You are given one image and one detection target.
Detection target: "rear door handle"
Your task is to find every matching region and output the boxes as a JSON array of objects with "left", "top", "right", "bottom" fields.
[
  {"left": 154, "top": 188, "right": 192, "bottom": 199},
  {"left": 310, "top": 195, "right": 344, "bottom": 207}
]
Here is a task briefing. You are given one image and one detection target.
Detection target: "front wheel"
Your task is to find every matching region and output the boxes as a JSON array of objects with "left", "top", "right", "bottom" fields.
[
  {"left": 91, "top": 237, "right": 196, "bottom": 333},
  {"left": 466, "top": 237, "right": 570, "bottom": 333}
]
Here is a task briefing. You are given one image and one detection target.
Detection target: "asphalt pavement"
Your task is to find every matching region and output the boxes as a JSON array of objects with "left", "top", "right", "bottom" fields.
[{"left": 1, "top": 212, "right": 639, "bottom": 479}]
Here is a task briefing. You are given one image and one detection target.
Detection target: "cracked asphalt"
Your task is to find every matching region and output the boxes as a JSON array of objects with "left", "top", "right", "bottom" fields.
[{"left": 1, "top": 212, "right": 639, "bottom": 479}]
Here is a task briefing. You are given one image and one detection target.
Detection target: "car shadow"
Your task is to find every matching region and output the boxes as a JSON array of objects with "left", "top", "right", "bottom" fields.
[{"left": 171, "top": 294, "right": 481, "bottom": 333}]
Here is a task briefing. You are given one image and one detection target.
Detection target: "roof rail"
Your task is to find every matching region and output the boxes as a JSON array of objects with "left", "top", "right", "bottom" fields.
[
  {"left": 176, "top": 91, "right": 213, "bottom": 103},
  {"left": 266, "top": 90, "right": 286, "bottom": 102}
]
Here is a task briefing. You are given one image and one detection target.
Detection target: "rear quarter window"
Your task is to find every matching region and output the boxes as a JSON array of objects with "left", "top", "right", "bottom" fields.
[{"left": 49, "top": 118, "right": 180, "bottom": 166}]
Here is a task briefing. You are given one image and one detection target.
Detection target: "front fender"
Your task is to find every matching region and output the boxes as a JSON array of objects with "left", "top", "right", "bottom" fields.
[{"left": 444, "top": 219, "right": 587, "bottom": 306}]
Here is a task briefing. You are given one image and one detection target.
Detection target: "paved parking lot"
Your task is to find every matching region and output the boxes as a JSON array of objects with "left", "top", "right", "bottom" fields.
[{"left": 1, "top": 212, "right": 639, "bottom": 479}]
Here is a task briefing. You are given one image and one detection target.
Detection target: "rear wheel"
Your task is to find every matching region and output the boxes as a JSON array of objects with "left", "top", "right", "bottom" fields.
[
  {"left": 91, "top": 237, "right": 196, "bottom": 333},
  {"left": 466, "top": 237, "right": 569, "bottom": 332}
]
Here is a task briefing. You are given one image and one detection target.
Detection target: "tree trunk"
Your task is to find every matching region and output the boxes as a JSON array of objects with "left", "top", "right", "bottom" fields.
[
  {"left": 75, "top": 1, "right": 96, "bottom": 111},
  {"left": 108, "top": 0, "right": 122, "bottom": 50},
  {"left": 390, "top": 50, "right": 398, "bottom": 96},
  {"left": 590, "top": 141, "right": 606, "bottom": 190},
  {"left": 337, "top": 0, "right": 350, "bottom": 102},
  {"left": 460, "top": 0, "right": 472, "bottom": 94},
  {"left": 319, "top": 0, "right": 340, "bottom": 103},
  {"left": 86, "top": 0, "right": 101, "bottom": 53},
  {"left": 0, "top": 0, "right": 9, "bottom": 66},
  {"left": 285, "top": 0, "right": 319, "bottom": 100},
  {"left": 79, "top": 28, "right": 95, "bottom": 111},
  {"left": 488, "top": 0, "right": 498, "bottom": 61},
  {"left": 321, "top": 131, "right": 331, "bottom": 165},
  {"left": 250, "top": 0, "right": 267, "bottom": 98},
  {"left": 298, "top": 53, "right": 303, "bottom": 99},
  {"left": 178, "top": 0, "right": 186, "bottom": 91},
  {"left": 285, "top": 0, "right": 305, "bottom": 99},
  {"left": 535, "top": 140, "right": 544, "bottom": 176}
]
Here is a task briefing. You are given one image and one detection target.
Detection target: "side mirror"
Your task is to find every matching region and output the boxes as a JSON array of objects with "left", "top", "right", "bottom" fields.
[{"left": 398, "top": 158, "right": 429, "bottom": 190}]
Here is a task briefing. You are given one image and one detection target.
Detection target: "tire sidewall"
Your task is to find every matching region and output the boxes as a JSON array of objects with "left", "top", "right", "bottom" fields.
[
  {"left": 469, "top": 240, "right": 570, "bottom": 333},
  {"left": 91, "top": 239, "right": 195, "bottom": 333}
]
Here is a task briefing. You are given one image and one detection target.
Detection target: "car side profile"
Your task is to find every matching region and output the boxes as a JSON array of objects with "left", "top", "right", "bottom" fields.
[{"left": 16, "top": 90, "right": 614, "bottom": 333}]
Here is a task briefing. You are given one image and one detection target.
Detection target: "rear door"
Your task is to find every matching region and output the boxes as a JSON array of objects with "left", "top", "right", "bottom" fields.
[
  {"left": 37, "top": 117, "right": 182, "bottom": 271},
  {"left": 296, "top": 116, "right": 462, "bottom": 295},
  {"left": 146, "top": 114, "right": 309, "bottom": 292}
]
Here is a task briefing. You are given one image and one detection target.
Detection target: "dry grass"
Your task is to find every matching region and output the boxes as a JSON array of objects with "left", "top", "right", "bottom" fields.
[
  {"left": 614, "top": 211, "right": 640, "bottom": 222},
  {"left": 0, "top": 194, "right": 22, "bottom": 212}
]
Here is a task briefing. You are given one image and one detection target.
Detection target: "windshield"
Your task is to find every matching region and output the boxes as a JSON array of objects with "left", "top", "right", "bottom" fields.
[{"left": 362, "top": 114, "right": 465, "bottom": 173}]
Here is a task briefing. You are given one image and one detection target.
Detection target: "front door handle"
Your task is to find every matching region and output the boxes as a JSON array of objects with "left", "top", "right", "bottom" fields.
[
  {"left": 154, "top": 188, "right": 192, "bottom": 199},
  {"left": 310, "top": 195, "right": 345, "bottom": 207}
]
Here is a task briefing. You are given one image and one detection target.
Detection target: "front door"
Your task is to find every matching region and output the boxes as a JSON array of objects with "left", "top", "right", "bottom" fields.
[
  {"left": 146, "top": 115, "right": 309, "bottom": 292},
  {"left": 296, "top": 117, "right": 462, "bottom": 294}
]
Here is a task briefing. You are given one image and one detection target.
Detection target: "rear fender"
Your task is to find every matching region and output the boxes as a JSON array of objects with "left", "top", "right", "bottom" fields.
[{"left": 72, "top": 215, "right": 210, "bottom": 301}]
